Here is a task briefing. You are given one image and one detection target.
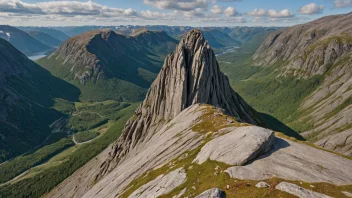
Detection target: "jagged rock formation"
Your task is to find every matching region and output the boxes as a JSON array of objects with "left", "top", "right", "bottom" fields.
[
  {"left": 251, "top": 12, "right": 352, "bottom": 155},
  {"left": 96, "top": 29, "right": 262, "bottom": 179},
  {"left": 0, "top": 38, "right": 79, "bottom": 162},
  {"left": 38, "top": 29, "right": 177, "bottom": 101}
]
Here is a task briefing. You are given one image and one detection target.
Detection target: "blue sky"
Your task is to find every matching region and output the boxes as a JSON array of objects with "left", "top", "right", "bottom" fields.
[{"left": 0, "top": 0, "right": 351, "bottom": 26}]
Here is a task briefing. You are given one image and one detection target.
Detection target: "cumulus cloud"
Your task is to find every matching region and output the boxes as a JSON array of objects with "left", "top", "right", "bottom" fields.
[
  {"left": 0, "top": 0, "right": 137, "bottom": 17},
  {"left": 247, "top": 8, "right": 294, "bottom": 18},
  {"left": 144, "top": 0, "right": 208, "bottom": 11},
  {"left": 184, "top": 8, "right": 207, "bottom": 17},
  {"left": 299, "top": 3, "right": 324, "bottom": 15},
  {"left": 268, "top": 9, "right": 294, "bottom": 18},
  {"left": 224, "top": 7, "right": 237, "bottom": 17},
  {"left": 333, "top": 0, "right": 352, "bottom": 7},
  {"left": 210, "top": 5, "right": 222, "bottom": 14},
  {"left": 247, "top": 8, "right": 267, "bottom": 16}
]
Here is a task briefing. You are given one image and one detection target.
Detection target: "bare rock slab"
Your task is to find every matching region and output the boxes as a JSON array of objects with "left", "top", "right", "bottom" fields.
[
  {"left": 129, "top": 168, "right": 186, "bottom": 198},
  {"left": 275, "top": 182, "right": 332, "bottom": 198},
  {"left": 194, "top": 126, "right": 275, "bottom": 165},
  {"left": 195, "top": 188, "right": 226, "bottom": 198},
  {"left": 225, "top": 137, "right": 352, "bottom": 185},
  {"left": 343, "top": 191, "right": 352, "bottom": 197}
]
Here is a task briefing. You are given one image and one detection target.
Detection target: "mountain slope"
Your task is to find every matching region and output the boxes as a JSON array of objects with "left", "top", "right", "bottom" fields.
[
  {"left": 226, "top": 12, "right": 352, "bottom": 156},
  {"left": 0, "top": 25, "right": 52, "bottom": 55},
  {"left": 0, "top": 38, "right": 79, "bottom": 162},
  {"left": 18, "top": 27, "right": 70, "bottom": 42},
  {"left": 37, "top": 29, "right": 177, "bottom": 102},
  {"left": 228, "top": 27, "right": 280, "bottom": 43},
  {"left": 45, "top": 30, "right": 352, "bottom": 198},
  {"left": 27, "top": 31, "right": 62, "bottom": 47}
]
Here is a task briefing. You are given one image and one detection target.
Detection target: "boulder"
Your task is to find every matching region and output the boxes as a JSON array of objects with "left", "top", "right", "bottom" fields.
[
  {"left": 275, "top": 182, "right": 332, "bottom": 198},
  {"left": 194, "top": 126, "right": 274, "bottom": 165},
  {"left": 255, "top": 181, "right": 270, "bottom": 188}
]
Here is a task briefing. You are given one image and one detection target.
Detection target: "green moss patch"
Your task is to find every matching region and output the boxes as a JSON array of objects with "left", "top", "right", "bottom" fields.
[{"left": 191, "top": 105, "right": 245, "bottom": 133}]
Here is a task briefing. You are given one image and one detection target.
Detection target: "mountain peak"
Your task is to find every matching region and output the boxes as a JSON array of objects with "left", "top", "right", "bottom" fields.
[{"left": 96, "top": 28, "right": 261, "bottom": 179}]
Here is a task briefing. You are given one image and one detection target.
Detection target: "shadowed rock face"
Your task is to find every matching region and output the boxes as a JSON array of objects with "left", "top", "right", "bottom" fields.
[{"left": 96, "top": 29, "right": 262, "bottom": 180}]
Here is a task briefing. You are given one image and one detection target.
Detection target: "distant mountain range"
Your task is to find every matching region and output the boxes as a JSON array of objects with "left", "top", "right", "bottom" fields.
[
  {"left": 0, "top": 25, "right": 52, "bottom": 55},
  {"left": 27, "top": 31, "right": 62, "bottom": 48},
  {"left": 50, "top": 25, "right": 279, "bottom": 50},
  {"left": 37, "top": 29, "right": 178, "bottom": 102},
  {"left": 17, "top": 26, "right": 70, "bottom": 42}
]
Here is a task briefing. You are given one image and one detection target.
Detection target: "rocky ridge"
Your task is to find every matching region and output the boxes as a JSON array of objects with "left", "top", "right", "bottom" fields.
[
  {"left": 252, "top": 12, "right": 352, "bottom": 155},
  {"left": 96, "top": 29, "right": 262, "bottom": 179}
]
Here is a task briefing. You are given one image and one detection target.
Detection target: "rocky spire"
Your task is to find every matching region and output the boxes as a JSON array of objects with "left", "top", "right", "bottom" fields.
[{"left": 96, "top": 29, "right": 261, "bottom": 179}]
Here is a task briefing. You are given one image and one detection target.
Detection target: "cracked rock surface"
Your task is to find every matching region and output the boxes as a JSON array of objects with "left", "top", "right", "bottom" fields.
[
  {"left": 275, "top": 182, "right": 332, "bottom": 198},
  {"left": 194, "top": 126, "right": 274, "bottom": 165},
  {"left": 225, "top": 137, "right": 352, "bottom": 185},
  {"left": 129, "top": 168, "right": 186, "bottom": 198}
]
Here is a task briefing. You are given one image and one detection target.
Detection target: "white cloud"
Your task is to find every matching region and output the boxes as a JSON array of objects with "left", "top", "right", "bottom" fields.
[
  {"left": 144, "top": 0, "right": 208, "bottom": 11},
  {"left": 247, "top": 8, "right": 294, "bottom": 18},
  {"left": 268, "top": 9, "right": 294, "bottom": 18},
  {"left": 247, "top": 8, "right": 267, "bottom": 16},
  {"left": 224, "top": 7, "right": 237, "bottom": 17},
  {"left": 333, "top": 0, "right": 352, "bottom": 8},
  {"left": 184, "top": 8, "right": 206, "bottom": 17},
  {"left": 299, "top": 3, "right": 324, "bottom": 15},
  {"left": 0, "top": 0, "right": 137, "bottom": 17},
  {"left": 210, "top": 5, "right": 222, "bottom": 14}
]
